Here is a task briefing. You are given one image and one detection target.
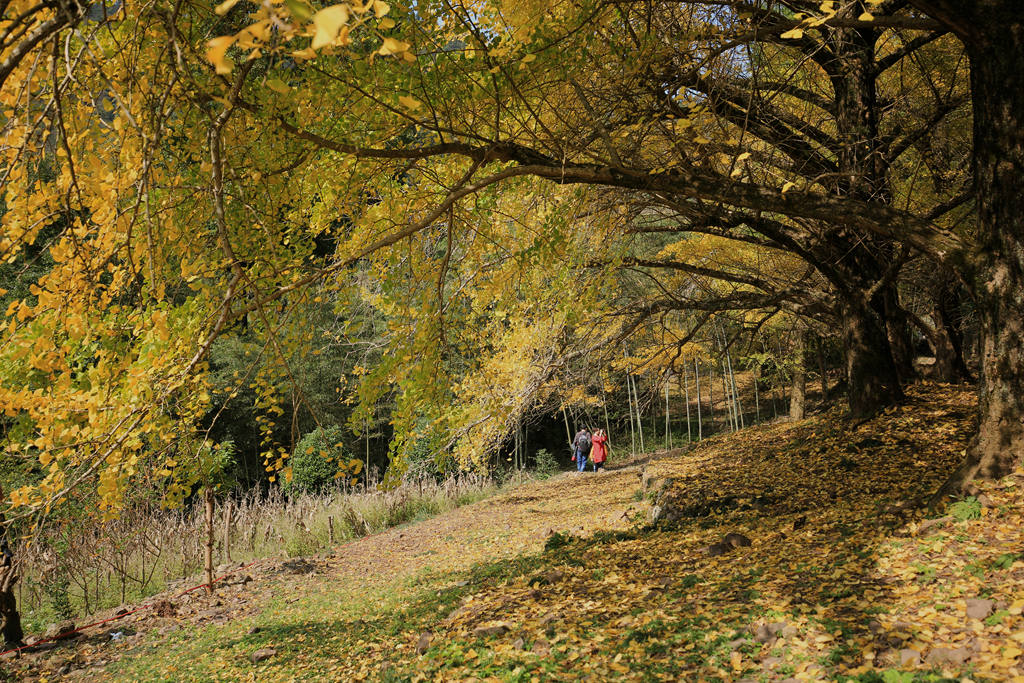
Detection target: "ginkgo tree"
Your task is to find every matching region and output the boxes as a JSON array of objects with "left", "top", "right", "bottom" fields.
[{"left": 0, "top": 0, "right": 1021, "bottom": 644}]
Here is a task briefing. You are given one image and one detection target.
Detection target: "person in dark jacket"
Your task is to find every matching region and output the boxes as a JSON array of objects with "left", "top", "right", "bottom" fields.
[{"left": 572, "top": 427, "right": 592, "bottom": 473}]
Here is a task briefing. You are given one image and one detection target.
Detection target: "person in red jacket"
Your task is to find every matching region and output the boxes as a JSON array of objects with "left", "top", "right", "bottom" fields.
[{"left": 591, "top": 429, "right": 609, "bottom": 472}]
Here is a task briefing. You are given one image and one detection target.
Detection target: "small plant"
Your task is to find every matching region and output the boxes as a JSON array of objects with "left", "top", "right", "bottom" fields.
[
  {"left": 949, "top": 496, "right": 982, "bottom": 521},
  {"left": 679, "top": 574, "right": 701, "bottom": 588},
  {"left": 44, "top": 575, "right": 75, "bottom": 621},
  {"left": 992, "top": 552, "right": 1020, "bottom": 570},
  {"left": 532, "top": 448, "right": 559, "bottom": 478},
  {"left": 544, "top": 531, "right": 574, "bottom": 551},
  {"left": 912, "top": 562, "right": 937, "bottom": 583},
  {"left": 984, "top": 609, "right": 1010, "bottom": 626}
]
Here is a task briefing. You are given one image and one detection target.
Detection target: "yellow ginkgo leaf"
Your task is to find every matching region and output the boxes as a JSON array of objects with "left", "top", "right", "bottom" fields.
[
  {"left": 311, "top": 4, "right": 351, "bottom": 50},
  {"left": 206, "top": 36, "right": 235, "bottom": 74},
  {"left": 266, "top": 78, "right": 290, "bottom": 94},
  {"left": 214, "top": 0, "right": 242, "bottom": 15},
  {"left": 780, "top": 27, "right": 804, "bottom": 39},
  {"left": 372, "top": 0, "right": 389, "bottom": 18},
  {"left": 398, "top": 95, "right": 421, "bottom": 110},
  {"left": 378, "top": 37, "right": 410, "bottom": 56},
  {"left": 284, "top": 0, "right": 313, "bottom": 21},
  {"left": 782, "top": 181, "right": 797, "bottom": 193},
  {"left": 858, "top": 11, "right": 874, "bottom": 21}
]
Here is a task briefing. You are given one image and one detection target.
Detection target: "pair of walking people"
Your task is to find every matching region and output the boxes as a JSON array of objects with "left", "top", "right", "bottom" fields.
[{"left": 571, "top": 427, "right": 608, "bottom": 473}]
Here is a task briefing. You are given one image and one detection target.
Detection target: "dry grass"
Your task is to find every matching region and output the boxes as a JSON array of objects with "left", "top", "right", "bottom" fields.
[{"left": 15, "top": 473, "right": 500, "bottom": 631}]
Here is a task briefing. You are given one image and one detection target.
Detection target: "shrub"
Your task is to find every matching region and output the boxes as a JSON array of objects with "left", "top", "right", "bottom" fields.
[
  {"left": 287, "top": 425, "right": 348, "bottom": 495},
  {"left": 533, "top": 448, "right": 559, "bottom": 478}
]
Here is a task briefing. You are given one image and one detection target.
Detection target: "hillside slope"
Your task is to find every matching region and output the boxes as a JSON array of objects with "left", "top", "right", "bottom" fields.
[{"left": 9, "top": 384, "right": 1024, "bottom": 682}]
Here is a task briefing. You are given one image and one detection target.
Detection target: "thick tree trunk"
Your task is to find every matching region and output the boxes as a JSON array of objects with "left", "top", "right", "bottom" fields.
[
  {"left": 842, "top": 299, "right": 904, "bottom": 419},
  {"left": 824, "top": 17, "right": 906, "bottom": 417},
  {"left": 932, "top": 276, "right": 973, "bottom": 383},
  {"left": 919, "top": 1, "right": 1024, "bottom": 498},
  {"left": 930, "top": 309, "right": 972, "bottom": 383},
  {"left": 881, "top": 287, "right": 919, "bottom": 384},
  {"left": 957, "top": 12, "right": 1024, "bottom": 484}
]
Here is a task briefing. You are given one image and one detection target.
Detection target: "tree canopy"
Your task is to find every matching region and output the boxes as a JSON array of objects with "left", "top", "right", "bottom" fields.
[{"left": 0, "top": 0, "right": 1022, "bottom": 529}]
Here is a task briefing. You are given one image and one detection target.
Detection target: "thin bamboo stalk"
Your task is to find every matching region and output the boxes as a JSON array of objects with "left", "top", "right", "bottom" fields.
[
  {"left": 682, "top": 365, "right": 691, "bottom": 443},
  {"left": 694, "top": 358, "right": 703, "bottom": 440},
  {"left": 664, "top": 381, "right": 671, "bottom": 449}
]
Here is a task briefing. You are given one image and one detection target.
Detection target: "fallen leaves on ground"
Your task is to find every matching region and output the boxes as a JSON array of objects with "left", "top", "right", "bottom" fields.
[{"left": 11, "top": 384, "right": 1024, "bottom": 682}]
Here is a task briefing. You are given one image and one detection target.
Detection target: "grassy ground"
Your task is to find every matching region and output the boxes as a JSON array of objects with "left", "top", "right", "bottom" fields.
[
  {"left": 7, "top": 384, "right": 1024, "bottom": 682},
  {"left": 15, "top": 476, "right": 499, "bottom": 633}
]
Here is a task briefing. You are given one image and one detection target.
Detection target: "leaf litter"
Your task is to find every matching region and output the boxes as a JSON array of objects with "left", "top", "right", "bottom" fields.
[{"left": 9, "top": 384, "right": 1024, "bottom": 682}]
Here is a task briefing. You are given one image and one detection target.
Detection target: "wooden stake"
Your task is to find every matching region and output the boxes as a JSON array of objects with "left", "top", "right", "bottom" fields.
[{"left": 204, "top": 488, "right": 215, "bottom": 594}]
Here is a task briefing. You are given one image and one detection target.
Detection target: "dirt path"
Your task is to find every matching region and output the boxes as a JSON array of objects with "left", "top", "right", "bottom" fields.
[
  {"left": 327, "top": 463, "right": 646, "bottom": 587},
  {"left": 14, "top": 386, "right": 1024, "bottom": 682},
  {"left": 4, "top": 460, "right": 656, "bottom": 681}
]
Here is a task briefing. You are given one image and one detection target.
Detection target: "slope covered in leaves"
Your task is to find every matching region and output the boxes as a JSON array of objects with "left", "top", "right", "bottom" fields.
[{"left": 11, "top": 384, "right": 1024, "bottom": 682}]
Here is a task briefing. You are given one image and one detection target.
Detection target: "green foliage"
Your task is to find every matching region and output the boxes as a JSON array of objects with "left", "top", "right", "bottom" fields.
[
  {"left": 949, "top": 496, "right": 982, "bottom": 521},
  {"left": 287, "top": 426, "right": 348, "bottom": 495},
  {"left": 992, "top": 552, "right": 1020, "bottom": 570},
  {"left": 984, "top": 609, "right": 1010, "bottom": 626},
  {"left": 532, "top": 448, "right": 558, "bottom": 478},
  {"left": 400, "top": 426, "right": 452, "bottom": 483},
  {"left": 43, "top": 575, "right": 74, "bottom": 621},
  {"left": 543, "top": 531, "right": 575, "bottom": 551}
]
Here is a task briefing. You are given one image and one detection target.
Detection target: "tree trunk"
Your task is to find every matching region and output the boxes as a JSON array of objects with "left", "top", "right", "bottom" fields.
[
  {"left": 882, "top": 289, "right": 919, "bottom": 384},
  {"left": 823, "top": 15, "right": 906, "bottom": 417},
  {"left": 842, "top": 298, "right": 904, "bottom": 418},
  {"left": 942, "top": 6, "right": 1024, "bottom": 488},
  {"left": 0, "top": 485, "right": 24, "bottom": 647},
  {"left": 630, "top": 372, "right": 645, "bottom": 453},
  {"left": 932, "top": 275, "right": 973, "bottom": 383},
  {"left": 790, "top": 331, "right": 807, "bottom": 420},
  {"left": 753, "top": 364, "right": 760, "bottom": 423}
]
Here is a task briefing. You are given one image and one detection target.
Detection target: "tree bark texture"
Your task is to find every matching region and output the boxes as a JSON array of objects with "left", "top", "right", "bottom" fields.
[
  {"left": 957, "top": 5, "right": 1024, "bottom": 484},
  {"left": 842, "top": 298, "right": 904, "bottom": 418}
]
